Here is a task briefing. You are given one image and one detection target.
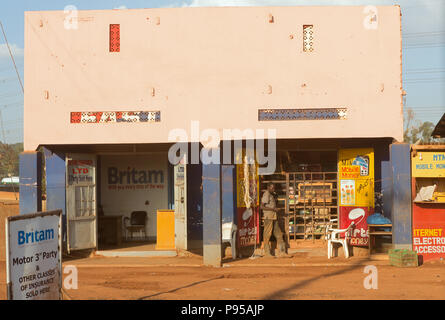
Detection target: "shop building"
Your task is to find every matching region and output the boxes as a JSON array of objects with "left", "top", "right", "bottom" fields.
[
  {"left": 410, "top": 115, "right": 445, "bottom": 262},
  {"left": 19, "top": 6, "right": 404, "bottom": 265}
]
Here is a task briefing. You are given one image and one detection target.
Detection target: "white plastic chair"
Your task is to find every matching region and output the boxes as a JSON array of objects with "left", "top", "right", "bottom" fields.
[
  {"left": 325, "top": 219, "right": 355, "bottom": 259},
  {"left": 222, "top": 222, "right": 237, "bottom": 259}
]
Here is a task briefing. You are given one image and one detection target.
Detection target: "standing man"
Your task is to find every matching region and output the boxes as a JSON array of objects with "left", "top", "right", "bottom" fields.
[{"left": 261, "top": 182, "right": 288, "bottom": 257}]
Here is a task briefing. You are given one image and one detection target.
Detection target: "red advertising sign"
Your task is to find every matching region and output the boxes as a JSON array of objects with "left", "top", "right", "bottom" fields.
[
  {"left": 339, "top": 206, "right": 373, "bottom": 247},
  {"left": 235, "top": 150, "right": 260, "bottom": 248},
  {"left": 411, "top": 150, "right": 445, "bottom": 262},
  {"left": 413, "top": 227, "right": 445, "bottom": 260},
  {"left": 67, "top": 159, "right": 94, "bottom": 185},
  {"left": 237, "top": 207, "right": 259, "bottom": 247},
  {"left": 412, "top": 202, "right": 445, "bottom": 261}
]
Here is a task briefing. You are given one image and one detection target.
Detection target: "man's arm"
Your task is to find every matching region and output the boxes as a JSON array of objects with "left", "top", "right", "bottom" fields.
[
  {"left": 260, "top": 201, "right": 266, "bottom": 211},
  {"left": 260, "top": 191, "right": 269, "bottom": 211},
  {"left": 260, "top": 203, "right": 278, "bottom": 212},
  {"left": 260, "top": 192, "right": 278, "bottom": 212}
]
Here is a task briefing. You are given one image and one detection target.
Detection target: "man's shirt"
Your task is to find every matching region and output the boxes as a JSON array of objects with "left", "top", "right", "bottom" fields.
[{"left": 262, "top": 190, "right": 277, "bottom": 220}]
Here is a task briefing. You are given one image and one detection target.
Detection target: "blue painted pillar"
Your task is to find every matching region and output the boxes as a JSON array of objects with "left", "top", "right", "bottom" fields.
[
  {"left": 186, "top": 163, "right": 203, "bottom": 249},
  {"left": 381, "top": 160, "right": 393, "bottom": 219},
  {"left": 221, "top": 165, "right": 236, "bottom": 225},
  {"left": 390, "top": 143, "right": 412, "bottom": 250},
  {"left": 19, "top": 151, "right": 42, "bottom": 214},
  {"left": 43, "top": 148, "right": 67, "bottom": 244},
  {"left": 222, "top": 165, "right": 237, "bottom": 259},
  {"left": 202, "top": 148, "right": 222, "bottom": 267}
]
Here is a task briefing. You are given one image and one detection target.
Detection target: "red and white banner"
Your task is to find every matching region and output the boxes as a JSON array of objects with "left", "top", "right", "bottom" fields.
[
  {"left": 339, "top": 206, "right": 374, "bottom": 247},
  {"left": 237, "top": 207, "right": 259, "bottom": 247}
]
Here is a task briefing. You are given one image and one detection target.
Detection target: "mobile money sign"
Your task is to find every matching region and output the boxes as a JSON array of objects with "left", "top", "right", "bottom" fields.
[
  {"left": 338, "top": 148, "right": 375, "bottom": 246},
  {"left": 5, "top": 210, "right": 62, "bottom": 300}
]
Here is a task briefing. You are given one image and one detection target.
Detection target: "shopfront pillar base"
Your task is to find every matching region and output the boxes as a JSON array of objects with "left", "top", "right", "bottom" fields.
[
  {"left": 202, "top": 149, "right": 222, "bottom": 267},
  {"left": 203, "top": 244, "right": 222, "bottom": 267},
  {"left": 390, "top": 143, "right": 412, "bottom": 250},
  {"left": 43, "top": 147, "right": 67, "bottom": 244},
  {"left": 19, "top": 151, "right": 42, "bottom": 214}
]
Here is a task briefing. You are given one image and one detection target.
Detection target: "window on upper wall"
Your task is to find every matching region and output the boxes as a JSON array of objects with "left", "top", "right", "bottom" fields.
[
  {"left": 303, "top": 25, "right": 314, "bottom": 52},
  {"left": 109, "top": 24, "right": 120, "bottom": 52}
]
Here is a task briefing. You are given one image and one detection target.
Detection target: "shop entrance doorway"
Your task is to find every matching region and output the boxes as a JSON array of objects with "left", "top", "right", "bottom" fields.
[
  {"left": 95, "top": 153, "right": 172, "bottom": 255},
  {"left": 259, "top": 150, "right": 339, "bottom": 249},
  {"left": 66, "top": 154, "right": 97, "bottom": 253}
]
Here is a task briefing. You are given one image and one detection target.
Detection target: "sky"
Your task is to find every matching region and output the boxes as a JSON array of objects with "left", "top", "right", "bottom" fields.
[{"left": 0, "top": 0, "right": 444, "bottom": 144}]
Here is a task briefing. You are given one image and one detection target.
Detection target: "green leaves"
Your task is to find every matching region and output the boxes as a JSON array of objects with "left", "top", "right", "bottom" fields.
[
  {"left": 0, "top": 142, "right": 22, "bottom": 178},
  {"left": 404, "top": 108, "right": 443, "bottom": 144}
]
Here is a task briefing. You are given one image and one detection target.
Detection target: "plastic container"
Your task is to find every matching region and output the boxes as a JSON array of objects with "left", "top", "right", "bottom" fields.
[{"left": 388, "top": 249, "right": 418, "bottom": 267}]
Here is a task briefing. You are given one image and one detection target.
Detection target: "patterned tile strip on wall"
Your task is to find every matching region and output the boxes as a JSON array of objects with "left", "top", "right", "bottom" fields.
[
  {"left": 303, "top": 25, "right": 314, "bottom": 52},
  {"left": 258, "top": 108, "right": 347, "bottom": 121},
  {"left": 70, "top": 111, "right": 161, "bottom": 123},
  {"left": 109, "top": 24, "right": 120, "bottom": 52}
]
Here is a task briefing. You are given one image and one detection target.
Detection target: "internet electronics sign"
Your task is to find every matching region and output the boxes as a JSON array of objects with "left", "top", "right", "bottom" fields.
[{"left": 6, "top": 210, "right": 62, "bottom": 300}]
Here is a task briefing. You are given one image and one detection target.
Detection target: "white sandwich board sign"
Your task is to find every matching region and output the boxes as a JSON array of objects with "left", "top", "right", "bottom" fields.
[{"left": 5, "top": 210, "right": 62, "bottom": 300}]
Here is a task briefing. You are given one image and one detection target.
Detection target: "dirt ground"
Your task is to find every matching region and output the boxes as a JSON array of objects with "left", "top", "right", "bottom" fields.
[
  {"left": 0, "top": 193, "right": 19, "bottom": 261},
  {"left": 1, "top": 253, "right": 444, "bottom": 300},
  {"left": 1, "top": 191, "right": 444, "bottom": 301}
]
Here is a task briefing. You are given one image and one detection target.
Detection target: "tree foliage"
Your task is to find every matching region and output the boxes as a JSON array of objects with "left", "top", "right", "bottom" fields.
[
  {"left": 404, "top": 108, "right": 443, "bottom": 144},
  {"left": 0, "top": 142, "right": 23, "bottom": 178}
]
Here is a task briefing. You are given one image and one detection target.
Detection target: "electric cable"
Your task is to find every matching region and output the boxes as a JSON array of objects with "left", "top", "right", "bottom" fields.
[{"left": 0, "top": 21, "right": 24, "bottom": 93}]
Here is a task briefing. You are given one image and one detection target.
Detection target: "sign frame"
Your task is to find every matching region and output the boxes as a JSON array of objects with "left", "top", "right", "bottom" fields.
[
  {"left": 5, "top": 210, "right": 62, "bottom": 300},
  {"left": 338, "top": 148, "right": 375, "bottom": 247},
  {"left": 65, "top": 153, "right": 97, "bottom": 253},
  {"left": 412, "top": 151, "right": 445, "bottom": 178}
]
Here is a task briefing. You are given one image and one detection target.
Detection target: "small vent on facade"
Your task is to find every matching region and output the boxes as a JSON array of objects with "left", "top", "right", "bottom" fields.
[
  {"left": 258, "top": 108, "right": 347, "bottom": 121},
  {"left": 109, "top": 24, "right": 120, "bottom": 52},
  {"left": 303, "top": 25, "right": 313, "bottom": 52}
]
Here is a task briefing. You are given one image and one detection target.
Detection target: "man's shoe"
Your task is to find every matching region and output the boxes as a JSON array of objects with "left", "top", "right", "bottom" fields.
[
  {"left": 276, "top": 252, "right": 292, "bottom": 258},
  {"left": 263, "top": 250, "right": 274, "bottom": 258}
]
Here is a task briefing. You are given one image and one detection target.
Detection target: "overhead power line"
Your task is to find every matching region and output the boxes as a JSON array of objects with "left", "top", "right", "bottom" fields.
[
  {"left": 402, "top": 0, "right": 445, "bottom": 9},
  {"left": 0, "top": 102, "right": 23, "bottom": 109},
  {"left": 405, "top": 69, "right": 445, "bottom": 74},
  {"left": 404, "top": 77, "right": 445, "bottom": 81},
  {"left": 0, "top": 63, "right": 23, "bottom": 73},
  {"left": 405, "top": 109, "right": 445, "bottom": 111},
  {"left": 404, "top": 31, "right": 445, "bottom": 37},
  {"left": 406, "top": 107, "right": 445, "bottom": 109},
  {"left": 0, "top": 76, "right": 21, "bottom": 83},
  {"left": 0, "top": 91, "right": 23, "bottom": 99},
  {"left": 0, "top": 20, "right": 24, "bottom": 94},
  {"left": 403, "top": 43, "right": 445, "bottom": 49}
]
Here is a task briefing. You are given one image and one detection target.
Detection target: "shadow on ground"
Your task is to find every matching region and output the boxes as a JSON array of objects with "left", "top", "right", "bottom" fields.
[
  {"left": 138, "top": 275, "right": 224, "bottom": 300},
  {"left": 261, "top": 258, "right": 370, "bottom": 299}
]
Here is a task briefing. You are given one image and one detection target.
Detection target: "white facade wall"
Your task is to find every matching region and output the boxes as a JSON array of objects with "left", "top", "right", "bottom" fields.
[{"left": 24, "top": 6, "right": 403, "bottom": 150}]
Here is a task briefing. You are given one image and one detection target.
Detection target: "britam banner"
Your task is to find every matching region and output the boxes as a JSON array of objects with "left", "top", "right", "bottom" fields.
[{"left": 5, "top": 210, "right": 62, "bottom": 300}]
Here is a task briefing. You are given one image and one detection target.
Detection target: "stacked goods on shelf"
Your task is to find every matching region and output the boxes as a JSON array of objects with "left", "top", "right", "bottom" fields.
[{"left": 286, "top": 171, "right": 338, "bottom": 241}]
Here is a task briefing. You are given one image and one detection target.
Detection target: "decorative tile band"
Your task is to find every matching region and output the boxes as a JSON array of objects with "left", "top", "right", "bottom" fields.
[
  {"left": 303, "top": 25, "right": 314, "bottom": 52},
  {"left": 109, "top": 24, "right": 120, "bottom": 52},
  {"left": 70, "top": 111, "right": 161, "bottom": 124},
  {"left": 258, "top": 108, "right": 347, "bottom": 121}
]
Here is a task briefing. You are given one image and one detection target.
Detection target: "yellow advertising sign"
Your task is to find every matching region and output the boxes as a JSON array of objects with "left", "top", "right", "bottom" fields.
[
  {"left": 412, "top": 151, "right": 445, "bottom": 178},
  {"left": 338, "top": 148, "right": 375, "bottom": 207},
  {"left": 236, "top": 150, "right": 259, "bottom": 208}
]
